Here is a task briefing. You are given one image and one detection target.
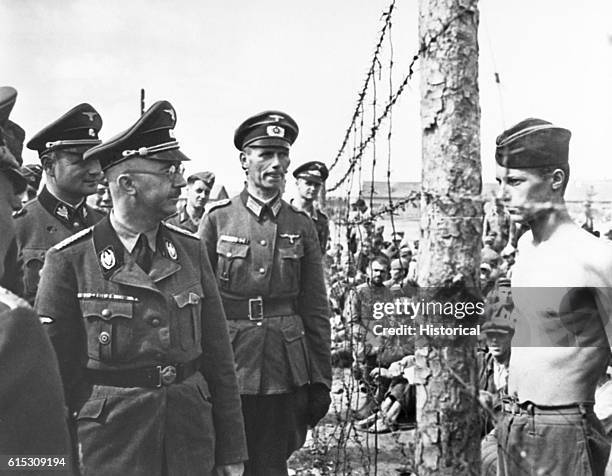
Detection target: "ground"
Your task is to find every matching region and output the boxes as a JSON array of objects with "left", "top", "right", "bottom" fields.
[{"left": 288, "top": 369, "right": 416, "bottom": 476}]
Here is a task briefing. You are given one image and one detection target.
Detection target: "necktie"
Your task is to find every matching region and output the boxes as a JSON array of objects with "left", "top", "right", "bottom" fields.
[{"left": 133, "top": 234, "right": 153, "bottom": 273}]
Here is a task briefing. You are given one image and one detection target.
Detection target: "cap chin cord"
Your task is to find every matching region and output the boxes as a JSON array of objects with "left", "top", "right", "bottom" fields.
[{"left": 121, "top": 140, "right": 180, "bottom": 158}]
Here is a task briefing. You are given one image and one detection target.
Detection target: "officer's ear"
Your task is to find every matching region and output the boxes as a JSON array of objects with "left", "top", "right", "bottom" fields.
[
  {"left": 116, "top": 174, "right": 136, "bottom": 195},
  {"left": 239, "top": 151, "right": 248, "bottom": 172},
  {"left": 41, "top": 153, "right": 56, "bottom": 178},
  {"left": 551, "top": 168, "right": 566, "bottom": 192}
]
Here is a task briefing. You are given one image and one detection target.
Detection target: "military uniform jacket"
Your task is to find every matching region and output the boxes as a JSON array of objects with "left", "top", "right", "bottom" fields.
[
  {"left": 0, "top": 287, "right": 73, "bottom": 475},
  {"left": 289, "top": 199, "right": 329, "bottom": 254},
  {"left": 14, "top": 186, "right": 105, "bottom": 304},
  {"left": 165, "top": 208, "right": 200, "bottom": 234},
  {"left": 199, "top": 190, "right": 331, "bottom": 395},
  {"left": 35, "top": 217, "right": 247, "bottom": 476}
]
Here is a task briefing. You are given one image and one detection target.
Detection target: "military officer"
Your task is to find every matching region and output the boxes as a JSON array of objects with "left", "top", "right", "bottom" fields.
[
  {"left": 0, "top": 87, "right": 73, "bottom": 475},
  {"left": 14, "top": 103, "right": 105, "bottom": 304},
  {"left": 166, "top": 171, "right": 215, "bottom": 232},
  {"left": 291, "top": 160, "right": 330, "bottom": 254},
  {"left": 36, "top": 101, "right": 247, "bottom": 476},
  {"left": 199, "top": 111, "right": 332, "bottom": 476}
]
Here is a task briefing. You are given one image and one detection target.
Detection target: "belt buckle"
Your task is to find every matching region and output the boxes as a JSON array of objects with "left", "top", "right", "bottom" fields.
[
  {"left": 156, "top": 365, "right": 177, "bottom": 387},
  {"left": 248, "top": 296, "right": 264, "bottom": 321}
]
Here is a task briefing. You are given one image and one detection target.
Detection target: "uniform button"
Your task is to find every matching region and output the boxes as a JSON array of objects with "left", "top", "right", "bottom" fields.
[
  {"left": 101, "top": 308, "right": 112, "bottom": 318},
  {"left": 99, "top": 331, "right": 111, "bottom": 345},
  {"left": 151, "top": 318, "right": 161, "bottom": 327},
  {"left": 73, "top": 222, "right": 80, "bottom": 228},
  {"left": 256, "top": 322, "right": 263, "bottom": 327},
  {"left": 259, "top": 267, "right": 265, "bottom": 274},
  {"left": 260, "top": 240, "right": 267, "bottom": 246},
  {"left": 226, "top": 252, "right": 232, "bottom": 258}
]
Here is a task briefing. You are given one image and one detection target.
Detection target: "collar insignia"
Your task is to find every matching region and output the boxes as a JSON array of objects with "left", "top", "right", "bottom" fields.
[
  {"left": 165, "top": 240, "right": 178, "bottom": 260},
  {"left": 56, "top": 204, "right": 69, "bottom": 220},
  {"left": 99, "top": 247, "right": 116, "bottom": 270}
]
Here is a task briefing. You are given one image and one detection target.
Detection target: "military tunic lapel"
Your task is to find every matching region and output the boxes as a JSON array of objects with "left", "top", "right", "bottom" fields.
[
  {"left": 92, "top": 216, "right": 161, "bottom": 294},
  {"left": 150, "top": 228, "right": 182, "bottom": 283},
  {"left": 38, "top": 186, "right": 88, "bottom": 231}
]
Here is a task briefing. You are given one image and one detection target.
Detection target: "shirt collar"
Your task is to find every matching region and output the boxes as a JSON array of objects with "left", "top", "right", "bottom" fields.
[{"left": 109, "top": 211, "right": 159, "bottom": 253}]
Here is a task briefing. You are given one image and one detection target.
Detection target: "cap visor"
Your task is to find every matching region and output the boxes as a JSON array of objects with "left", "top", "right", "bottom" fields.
[
  {"left": 298, "top": 174, "right": 323, "bottom": 184},
  {"left": 62, "top": 143, "right": 101, "bottom": 155},
  {"left": 151, "top": 149, "right": 191, "bottom": 162},
  {"left": 246, "top": 137, "right": 291, "bottom": 149}
]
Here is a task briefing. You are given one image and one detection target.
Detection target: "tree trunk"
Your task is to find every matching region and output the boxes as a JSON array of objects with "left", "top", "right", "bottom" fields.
[{"left": 414, "top": 0, "right": 482, "bottom": 474}]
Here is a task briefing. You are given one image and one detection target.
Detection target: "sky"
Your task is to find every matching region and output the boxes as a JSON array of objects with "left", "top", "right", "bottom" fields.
[{"left": 2, "top": 0, "right": 611, "bottom": 198}]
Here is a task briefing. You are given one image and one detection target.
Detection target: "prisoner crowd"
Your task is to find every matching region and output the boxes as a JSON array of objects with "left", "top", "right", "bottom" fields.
[{"left": 2, "top": 84, "right": 612, "bottom": 476}]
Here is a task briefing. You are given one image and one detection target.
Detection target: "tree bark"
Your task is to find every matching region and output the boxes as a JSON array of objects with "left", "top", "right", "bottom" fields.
[{"left": 414, "top": 0, "right": 482, "bottom": 474}]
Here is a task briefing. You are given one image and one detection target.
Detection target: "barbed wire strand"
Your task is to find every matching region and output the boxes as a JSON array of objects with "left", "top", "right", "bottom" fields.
[
  {"left": 328, "top": 0, "right": 396, "bottom": 174},
  {"left": 482, "top": 16, "right": 506, "bottom": 130},
  {"left": 328, "top": 7, "right": 475, "bottom": 193}
]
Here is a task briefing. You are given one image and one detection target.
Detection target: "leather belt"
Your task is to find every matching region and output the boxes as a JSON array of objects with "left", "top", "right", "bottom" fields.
[
  {"left": 501, "top": 398, "right": 594, "bottom": 415},
  {"left": 84, "top": 359, "right": 200, "bottom": 388},
  {"left": 222, "top": 296, "right": 296, "bottom": 320}
]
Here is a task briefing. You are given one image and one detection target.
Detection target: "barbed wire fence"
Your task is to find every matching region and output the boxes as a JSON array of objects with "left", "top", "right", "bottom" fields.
[
  {"left": 292, "top": 1, "right": 428, "bottom": 474},
  {"left": 286, "top": 1, "right": 579, "bottom": 474}
]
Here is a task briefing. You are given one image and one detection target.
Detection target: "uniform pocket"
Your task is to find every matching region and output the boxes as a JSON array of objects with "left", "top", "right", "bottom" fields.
[
  {"left": 278, "top": 243, "right": 304, "bottom": 293},
  {"left": 172, "top": 283, "right": 204, "bottom": 351},
  {"left": 281, "top": 319, "right": 310, "bottom": 387},
  {"left": 216, "top": 241, "right": 250, "bottom": 292},
  {"left": 76, "top": 398, "right": 106, "bottom": 422},
  {"left": 21, "top": 248, "right": 46, "bottom": 299},
  {"left": 79, "top": 299, "right": 134, "bottom": 362}
]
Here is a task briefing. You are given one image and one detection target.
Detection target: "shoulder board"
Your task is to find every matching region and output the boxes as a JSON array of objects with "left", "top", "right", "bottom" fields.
[
  {"left": 53, "top": 226, "right": 93, "bottom": 251},
  {"left": 12, "top": 208, "right": 27, "bottom": 218},
  {"left": 162, "top": 221, "right": 199, "bottom": 239},
  {"left": 288, "top": 203, "right": 310, "bottom": 217},
  {"left": 207, "top": 199, "right": 231, "bottom": 213}
]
